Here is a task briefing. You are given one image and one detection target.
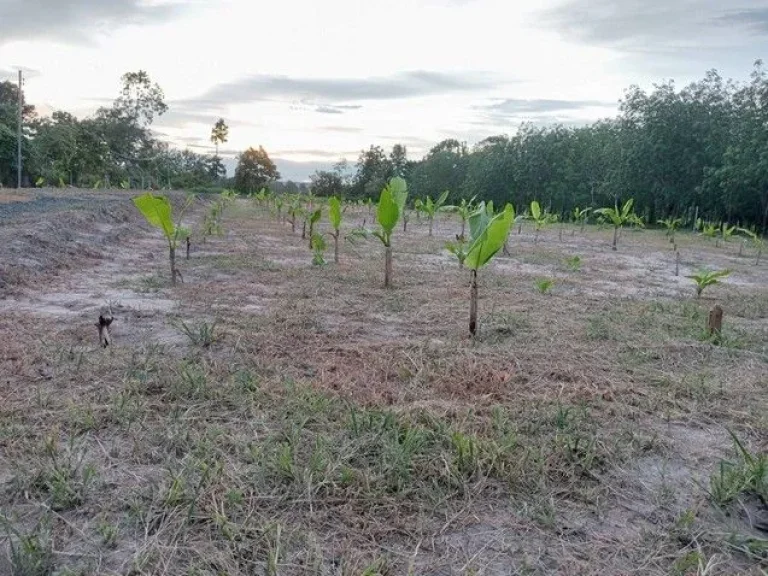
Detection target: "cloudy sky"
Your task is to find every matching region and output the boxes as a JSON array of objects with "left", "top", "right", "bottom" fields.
[{"left": 1, "top": 0, "right": 767, "bottom": 180}]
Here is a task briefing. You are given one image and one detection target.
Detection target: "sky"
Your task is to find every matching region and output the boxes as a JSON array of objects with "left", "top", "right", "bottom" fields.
[{"left": 1, "top": 0, "right": 767, "bottom": 180}]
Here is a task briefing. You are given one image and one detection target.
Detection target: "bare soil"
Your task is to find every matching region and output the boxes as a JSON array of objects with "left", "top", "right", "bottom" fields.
[{"left": 1, "top": 190, "right": 767, "bottom": 575}]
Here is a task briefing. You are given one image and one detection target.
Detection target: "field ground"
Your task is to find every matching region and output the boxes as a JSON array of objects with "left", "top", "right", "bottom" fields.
[{"left": 1, "top": 189, "right": 767, "bottom": 575}]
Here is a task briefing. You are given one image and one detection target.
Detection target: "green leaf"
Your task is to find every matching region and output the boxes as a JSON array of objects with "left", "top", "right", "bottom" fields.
[
  {"left": 309, "top": 208, "right": 322, "bottom": 225},
  {"left": 436, "top": 190, "right": 449, "bottom": 207},
  {"left": 530, "top": 200, "right": 541, "bottom": 220},
  {"left": 468, "top": 201, "right": 492, "bottom": 240},
  {"left": 376, "top": 177, "right": 407, "bottom": 235},
  {"left": 465, "top": 204, "right": 514, "bottom": 270},
  {"left": 329, "top": 196, "right": 342, "bottom": 230},
  {"left": 133, "top": 193, "right": 175, "bottom": 242},
  {"left": 621, "top": 198, "right": 634, "bottom": 218}
]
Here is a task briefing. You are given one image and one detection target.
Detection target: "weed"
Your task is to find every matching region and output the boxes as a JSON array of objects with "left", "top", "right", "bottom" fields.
[
  {"left": 175, "top": 318, "right": 218, "bottom": 347},
  {"left": 564, "top": 255, "right": 582, "bottom": 271},
  {"left": 2, "top": 515, "right": 55, "bottom": 576},
  {"left": 534, "top": 277, "right": 555, "bottom": 294},
  {"left": 710, "top": 430, "right": 768, "bottom": 507}
]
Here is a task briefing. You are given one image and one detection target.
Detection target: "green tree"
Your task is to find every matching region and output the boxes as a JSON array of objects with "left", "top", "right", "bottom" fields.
[{"left": 234, "top": 146, "right": 280, "bottom": 194}]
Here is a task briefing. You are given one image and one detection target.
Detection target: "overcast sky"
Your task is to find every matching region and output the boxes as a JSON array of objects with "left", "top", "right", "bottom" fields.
[{"left": 1, "top": 0, "right": 767, "bottom": 180}]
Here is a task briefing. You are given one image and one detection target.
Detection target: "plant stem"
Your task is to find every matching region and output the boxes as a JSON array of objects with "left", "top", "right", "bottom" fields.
[
  {"left": 334, "top": 233, "right": 339, "bottom": 264},
  {"left": 460, "top": 219, "right": 466, "bottom": 240},
  {"left": 469, "top": 269, "right": 478, "bottom": 336},
  {"left": 612, "top": 226, "right": 618, "bottom": 251},
  {"left": 186, "top": 237, "right": 191, "bottom": 260},
  {"left": 428, "top": 217, "right": 433, "bottom": 237},
  {"left": 384, "top": 245, "right": 392, "bottom": 288},
  {"left": 170, "top": 246, "right": 177, "bottom": 286}
]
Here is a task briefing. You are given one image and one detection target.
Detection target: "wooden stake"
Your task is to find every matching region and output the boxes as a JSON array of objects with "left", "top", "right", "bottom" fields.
[{"left": 708, "top": 305, "right": 723, "bottom": 343}]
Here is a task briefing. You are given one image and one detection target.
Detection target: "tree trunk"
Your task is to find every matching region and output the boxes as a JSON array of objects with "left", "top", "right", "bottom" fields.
[
  {"left": 308, "top": 223, "right": 315, "bottom": 249},
  {"left": 384, "top": 245, "right": 392, "bottom": 288},
  {"left": 612, "top": 227, "right": 618, "bottom": 251},
  {"left": 429, "top": 217, "right": 433, "bottom": 237},
  {"left": 334, "top": 234, "right": 339, "bottom": 264},
  {"left": 302, "top": 221, "right": 306, "bottom": 239},
  {"left": 291, "top": 216, "right": 296, "bottom": 234},
  {"left": 469, "top": 269, "right": 478, "bottom": 336},
  {"left": 403, "top": 217, "right": 408, "bottom": 233}
]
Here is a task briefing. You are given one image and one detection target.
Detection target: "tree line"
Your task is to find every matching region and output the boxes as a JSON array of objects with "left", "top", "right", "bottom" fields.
[
  {"left": 0, "top": 71, "right": 233, "bottom": 190},
  {"left": 312, "top": 62, "right": 768, "bottom": 230}
]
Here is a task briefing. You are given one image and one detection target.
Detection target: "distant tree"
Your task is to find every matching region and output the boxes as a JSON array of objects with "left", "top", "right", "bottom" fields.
[
  {"left": 390, "top": 144, "right": 408, "bottom": 177},
  {"left": 310, "top": 170, "right": 343, "bottom": 197},
  {"left": 234, "top": 146, "right": 280, "bottom": 193},
  {"left": 351, "top": 145, "right": 392, "bottom": 199},
  {"left": 210, "top": 118, "right": 229, "bottom": 157},
  {"left": 113, "top": 70, "right": 167, "bottom": 126}
]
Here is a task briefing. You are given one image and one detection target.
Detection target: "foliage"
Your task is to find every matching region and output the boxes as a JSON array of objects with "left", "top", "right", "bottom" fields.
[
  {"left": 595, "top": 199, "right": 642, "bottom": 249},
  {"left": 234, "top": 146, "right": 280, "bottom": 194},
  {"left": 658, "top": 217, "right": 682, "bottom": 242},
  {"left": 311, "top": 233, "right": 327, "bottom": 266},
  {"left": 464, "top": 202, "right": 515, "bottom": 271},
  {"left": 564, "top": 255, "right": 582, "bottom": 271},
  {"left": 534, "top": 278, "right": 555, "bottom": 294},
  {"left": 686, "top": 268, "right": 731, "bottom": 298},
  {"left": 373, "top": 177, "right": 408, "bottom": 248}
]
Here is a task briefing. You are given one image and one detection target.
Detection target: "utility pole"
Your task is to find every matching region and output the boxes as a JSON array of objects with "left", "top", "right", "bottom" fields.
[{"left": 17, "top": 69, "right": 23, "bottom": 189}]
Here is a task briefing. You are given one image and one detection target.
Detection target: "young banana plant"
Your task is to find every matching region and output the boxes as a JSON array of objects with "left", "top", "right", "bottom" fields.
[
  {"left": 287, "top": 196, "right": 302, "bottom": 234},
  {"left": 307, "top": 208, "right": 322, "bottom": 249},
  {"left": 444, "top": 196, "right": 477, "bottom": 241},
  {"left": 658, "top": 217, "right": 683, "bottom": 244},
  {"left": 529, "top": 200, "right": 558, "bottom": 243},
  {"left": 133, "top": 192, "right": 194, "bottom": 285},
  {"left": 373, "top": 177, "right": 408, "bottom": 288},
  {"left": 595, "top": 198, "right": 640, "bottom": 251},
  {"left": 328, "top": 196, "right": 343, "bottom": 263},
  {"left": 572, "top": 206, "right": 592, "bottom": 234},
  {"left": 720, "top": 223, "right": 736, "bottom": 247},
  {"left": 686, "top": 268, "right": 731, "bottom": 298},
  {"left": 461, "top": 202, "right": 515, "bottom": 336},
  {"left": 420, "top": 190, "right": 450, "bottom": 236},
  {"left": 700, "top": 222, "right": 719, "bottom": 241},
  {"left": 737, "top": 228, "right": 764, "bottom": 265}
]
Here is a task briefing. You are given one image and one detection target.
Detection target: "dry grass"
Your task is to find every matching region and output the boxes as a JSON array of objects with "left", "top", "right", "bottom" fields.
[{"left": 1, "top": 191, "right": 767, "bottom": 575}]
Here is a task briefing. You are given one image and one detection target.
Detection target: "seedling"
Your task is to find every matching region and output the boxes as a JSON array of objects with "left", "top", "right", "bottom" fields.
[
  {"left": 418, "top": 190, "right": 449, "bottom": 236},
  {"left": 307, "top": 208, "right": 322, "bottom": 249},
  {"left": 658, "top": 217, "right": 683, "bottom": 244},
  {"left": 528, "top": 200, "right": 558, "bottom": 243},
  {"left": 595, "top": 198, "right": 642, "bottom": 251},
  {"left": 458, "top": 202, "right": 515, "bottom": 336},
  {"left": 572, "top": 206, "right": 591, "bottom": 233},
  {"left": 687, "top": 268, "right": 731, "bottom": 298},
  {"left": 534, "top": 278, "right": 555, "bottom": 294},
  {"left": 737, "top": 227, "right": 764, "bottom": 265},
  {"left": 311, "top": 233, "right": 327, "bottom": 266},
  {"left": 133, "top": 193, "right": 194, "bottom": 285},
  {"left": 564, "top": 255, "right": 582, "bottom": 271},
  {"left": 444, "top": 196, "right": 477, "bottom": 240},
  {"left": 373, "top": 177, "right": 408, "bottom": 288},
  {"left": 328, "top": 196, "right": 342, "bottom": 263}
]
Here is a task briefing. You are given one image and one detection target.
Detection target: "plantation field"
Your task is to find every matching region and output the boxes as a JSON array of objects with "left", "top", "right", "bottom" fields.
[{"left": 1, "top": 189, "right": 768, "bottom": 575}]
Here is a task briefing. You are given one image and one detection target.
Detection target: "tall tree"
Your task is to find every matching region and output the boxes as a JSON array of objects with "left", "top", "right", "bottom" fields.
[{"left": 210, "top": 118, "right": 229, "bottom": 157}]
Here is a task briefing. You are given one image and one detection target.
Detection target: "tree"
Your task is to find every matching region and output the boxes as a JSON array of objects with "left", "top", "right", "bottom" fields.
[
  {"left": 114, "top": 70, "right": 167, "bottom": 126},
  {"left": 210, "top": 118, "right": 229, "bottom": 157},
  {"left": 351, "top": 145, "right": 392, "bottom": 199},
  {"left": 310, "top": 170, "right": 343, "bottom": 197},
  {"left": 234, "top": 146, "right": 280, "bottom": 193},
  {"left": 373, "top": 177, "right": 408, "bottom": 288}
]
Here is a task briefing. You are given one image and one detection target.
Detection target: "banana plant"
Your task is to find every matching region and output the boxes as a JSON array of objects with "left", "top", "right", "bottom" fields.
[
  {"left": 444, "top": 196, "right": 477, "bottom": 241},
  {"left": 328, "top": 196, "right": 343, "bottom": 263},
  {"left": 686, "top": 268, "right": 731, "bottom": 298},
  {"left": 373, "top": 177, "right": 408, "bottom": 288},
  {"left": 572, "top": 206, "right": 592, "bottom": 233},
  {"left": 595, "top": 198, "right": 640, "bottom": 251},
  {"left": 419, "top": 190, "right": 450, "bottom": 236},
  {"left": 133, "top": 192, "right": 194, "bottom": 285},
  {"left": 310, "top": 233, "right": 327, "bottom": 266},
  {"left": 307, "top": 208, "right": 322, "bottom": 249},
  {"left": 719, "top": 223, "right": 736, "bottom": 247},
  {"left": 461, "top": 202, "right": 515, "bottom": 336},
  {"left": 528, "top": 200, "right": 558, "bottom": 243},
  {"left": 658, "top": 217, "right": 683, "bottom": 244},
  {"left": 737, "top": 228, "right": 764, "bottom": 265},
  {"left": 700, "top": 222, "right": 719, "bottom": 241},
  {"left": 287, "top": 196, "right": 302, "bottom": 234}
]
